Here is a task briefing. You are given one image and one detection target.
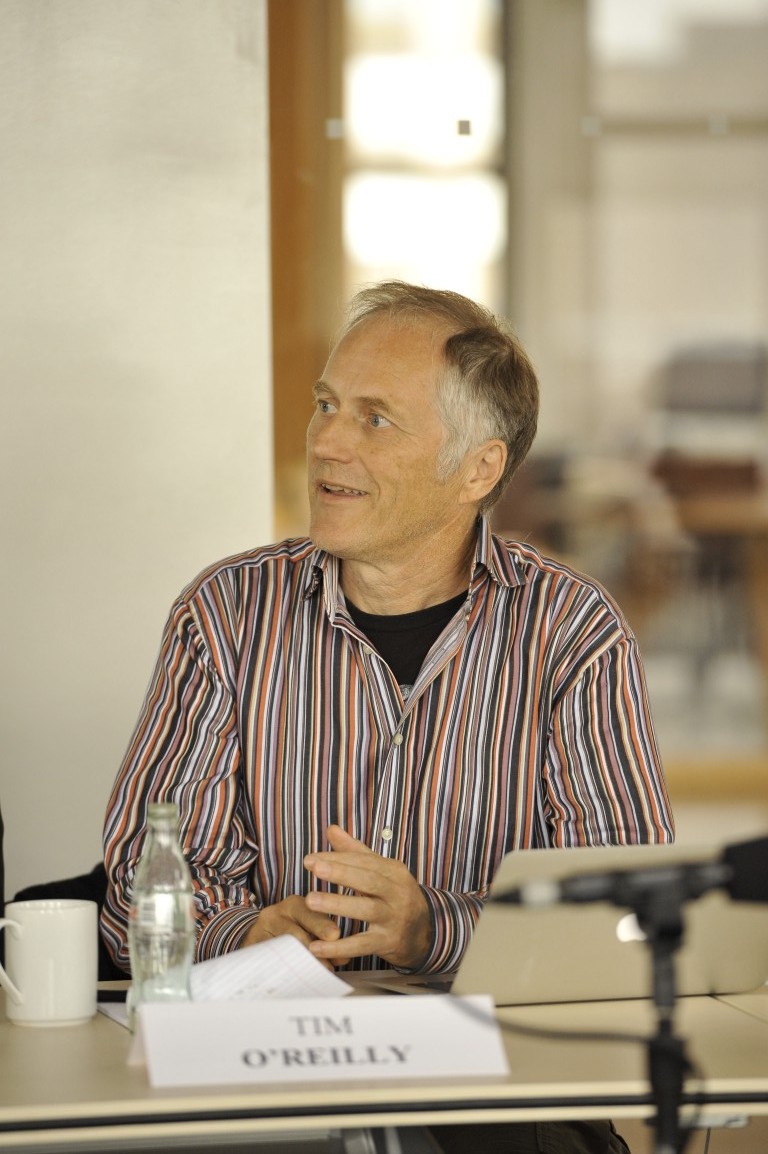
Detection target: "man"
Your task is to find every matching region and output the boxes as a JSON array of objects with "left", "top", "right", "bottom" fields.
[{"left": 103, "top": 282, "right": 672, "bottom": 1149}]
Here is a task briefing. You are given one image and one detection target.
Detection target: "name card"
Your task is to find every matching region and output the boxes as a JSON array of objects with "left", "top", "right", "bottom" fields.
[{"left": 132, "top": 995, "right": 508, "bottom": 1087}]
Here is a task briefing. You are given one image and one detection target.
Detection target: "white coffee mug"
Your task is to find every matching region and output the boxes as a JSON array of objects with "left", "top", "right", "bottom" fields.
[{"left": 0, "top": 898, "right": 98, "bottom": 1026}]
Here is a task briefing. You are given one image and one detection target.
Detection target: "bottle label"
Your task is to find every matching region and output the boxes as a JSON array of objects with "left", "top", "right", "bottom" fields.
[{"left": 133, "top": 892, "right": 193, "bottom": 933}]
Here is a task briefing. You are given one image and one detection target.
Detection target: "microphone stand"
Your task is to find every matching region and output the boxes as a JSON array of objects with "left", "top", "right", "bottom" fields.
[
  {"left": 631, "top": 877, "right": 694, "bottom": 1154},
  {"left": 493, "top": 852, "right": 748, "bottom": 1149}
]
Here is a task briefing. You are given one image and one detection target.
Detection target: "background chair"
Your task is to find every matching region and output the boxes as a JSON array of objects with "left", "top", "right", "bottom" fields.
[{"left": 14, "top": 862, "right": 128, "bottom": 981}]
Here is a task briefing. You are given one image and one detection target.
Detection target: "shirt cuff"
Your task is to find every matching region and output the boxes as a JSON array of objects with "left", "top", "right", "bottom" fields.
[
  {"left": 196, "top": 905, "right": 261, "bottom": 960},
  {"left": 413, "top": 886, "right": 484, "bottom": 974}
]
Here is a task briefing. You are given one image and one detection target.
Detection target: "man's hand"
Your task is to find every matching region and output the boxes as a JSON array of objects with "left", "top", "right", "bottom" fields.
[
  {"left": 240, "top": 895, "right": 342, "bottom": 959},
  {"left": 303, "top": 825, "right": 432, "bottom": 971}
]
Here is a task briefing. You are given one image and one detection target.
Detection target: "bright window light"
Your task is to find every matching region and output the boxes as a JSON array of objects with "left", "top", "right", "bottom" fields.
[
  {"left": 344, "top": 172, "right": 506, "bottom": 265},
  {"left": 347, "top": 0, "right": 496, "bottom": 55},
  {"left": 345, "top": 54, "right": 503, "bottom": 167}
]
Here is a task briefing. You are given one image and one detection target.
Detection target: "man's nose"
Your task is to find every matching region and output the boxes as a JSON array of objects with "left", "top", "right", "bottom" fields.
[{"left": 308, "top": 412, "right": 356, "bottom": 461}]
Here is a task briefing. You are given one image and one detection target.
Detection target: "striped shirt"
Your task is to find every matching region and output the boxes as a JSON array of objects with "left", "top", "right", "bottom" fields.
[{"left": 102, "top": 518, "right": 674, "bottom": 974}]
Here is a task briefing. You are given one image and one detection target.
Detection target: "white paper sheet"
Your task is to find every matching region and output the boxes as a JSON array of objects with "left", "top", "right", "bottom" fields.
[
  {"left": 189, "top": 935, "right": 353, "bottom": 1001},
  {"left": 98, "top": 1001, "right": 130, "bottom": 1028}
]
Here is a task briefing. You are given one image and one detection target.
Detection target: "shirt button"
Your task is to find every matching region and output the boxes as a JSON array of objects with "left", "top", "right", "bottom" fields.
[
  {"left": 392, "top": 732, "right": 404, "bottom": 746},
  {"left": 381, "top": 828, "right": 393, "bottom": 842},
  {"left": 363, "top": 645, "right": 374, "bottom": 656}
]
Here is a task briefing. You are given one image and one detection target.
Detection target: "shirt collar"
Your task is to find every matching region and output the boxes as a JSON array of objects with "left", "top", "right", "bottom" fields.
[
  {"left": 303, "top": 516, "right": 525, "bottom": 608},
  {"left": 302, "top": 547, "right": 341, "bottom": 618},
  {"left": 472, "top": 516, "right": 526, "bottom": 589}
]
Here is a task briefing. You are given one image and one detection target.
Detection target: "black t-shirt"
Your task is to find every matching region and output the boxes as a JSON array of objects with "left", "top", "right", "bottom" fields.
[{"left": 346, "top": 591, "right": 467, "bottom": 698}]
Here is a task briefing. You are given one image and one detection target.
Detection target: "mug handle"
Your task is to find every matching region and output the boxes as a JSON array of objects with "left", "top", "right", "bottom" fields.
[{"left": 0, "top": 918, "right": 24, "bottom": 1004}]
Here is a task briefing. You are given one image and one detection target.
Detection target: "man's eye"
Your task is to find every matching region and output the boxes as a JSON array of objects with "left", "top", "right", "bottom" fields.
[
  {"left": 316, "top": 399, "right": 334, "bottom": 414},
  {"left": 369, "top": 413, "right": 391, "bottom": 429}
]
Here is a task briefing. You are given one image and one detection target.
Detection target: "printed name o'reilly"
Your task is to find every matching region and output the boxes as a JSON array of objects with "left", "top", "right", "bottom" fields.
[{"left": 242, "top": 1044, "right": 411, "bottom": 1069}]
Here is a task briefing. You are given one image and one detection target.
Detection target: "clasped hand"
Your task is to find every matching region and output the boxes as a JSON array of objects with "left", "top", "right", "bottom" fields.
[{"left": 241, "top": 825, "right": 431, "bottom": 971}]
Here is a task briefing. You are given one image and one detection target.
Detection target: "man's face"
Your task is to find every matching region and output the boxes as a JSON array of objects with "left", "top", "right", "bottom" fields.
[{"left": 307, "top": 316, "right": 470, "bottom": 570}]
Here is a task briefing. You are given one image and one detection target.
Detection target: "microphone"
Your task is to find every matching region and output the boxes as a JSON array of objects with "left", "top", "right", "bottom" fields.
[
  {"left": 490, "top": 835, "right": 768, "bottom": 909},
  {"left": 721, "top": 835, "right": 768, "bottom": 903}
]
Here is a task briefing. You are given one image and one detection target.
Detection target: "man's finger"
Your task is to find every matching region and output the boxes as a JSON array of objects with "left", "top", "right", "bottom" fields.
[
  {"left": 305, "top": 888, "right": 374, "bottom": 923},
  {"left": 325, "top": 824, "right": 372, "bottom": 854},
  {"left": 243, "top": 896, "right": 341, "bottom": 949},
  {"left": 309, "top": 929, "right": 373, "bottom": 962},
  {"left": 305, "top": 855, "right": 389, "bottom": 896}
]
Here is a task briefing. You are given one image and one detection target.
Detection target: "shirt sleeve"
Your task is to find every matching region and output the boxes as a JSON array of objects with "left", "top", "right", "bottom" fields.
[
  {"left": 414, "top": 625, "right": 674, "bottom": 976},
  {"left": 101, "top": 592, "right": 261, "bottom": 972},
  {"left": 542, "top": 632, "right": 675, "bottom": 847}
]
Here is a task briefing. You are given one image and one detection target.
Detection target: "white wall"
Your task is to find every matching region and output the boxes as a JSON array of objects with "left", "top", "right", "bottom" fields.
[{"left": 0, "top": 0, "right": 273, "bottom": 900}]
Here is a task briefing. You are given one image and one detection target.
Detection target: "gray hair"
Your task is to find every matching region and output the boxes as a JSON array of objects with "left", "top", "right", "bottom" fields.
[{"left": 336, "top": 281, "right": 539, "bottom": 512}]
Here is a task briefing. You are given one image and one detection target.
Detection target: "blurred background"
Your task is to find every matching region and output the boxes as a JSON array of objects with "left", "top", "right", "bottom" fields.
[
  {"left": 270, "top": 0, "right": 768, "bottom": 845},
  {"left": 2, "top": 0, "right": 765, "bottom": 906}
]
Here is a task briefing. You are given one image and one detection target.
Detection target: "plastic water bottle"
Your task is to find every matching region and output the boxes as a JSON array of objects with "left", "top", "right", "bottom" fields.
[{"left": 127, "top": 802, "right": 195, "bottom": 1030}]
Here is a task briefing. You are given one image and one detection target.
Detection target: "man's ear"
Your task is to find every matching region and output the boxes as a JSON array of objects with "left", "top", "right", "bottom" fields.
[{"left": 459, "top": 440, "right": 507, "bottom": 506}]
